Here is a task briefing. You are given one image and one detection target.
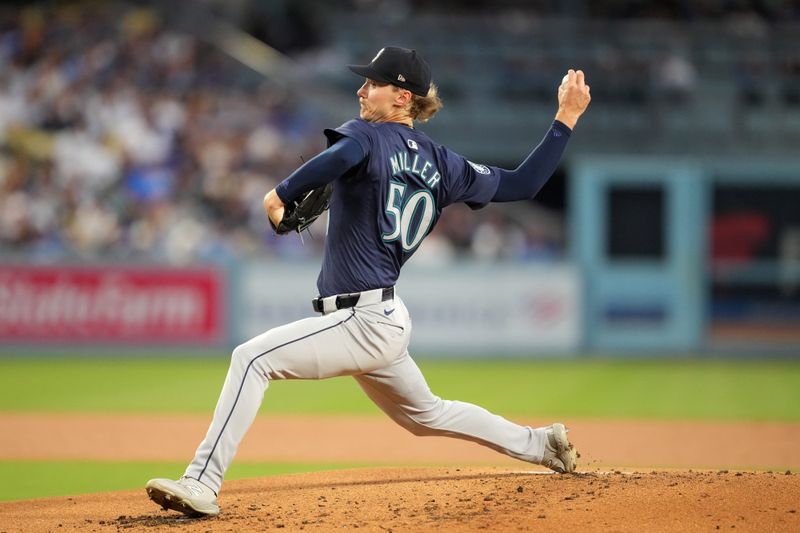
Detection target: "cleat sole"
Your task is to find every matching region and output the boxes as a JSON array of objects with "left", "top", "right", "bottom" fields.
[{"left": 146, "top": 486, "right": 215, "bottom": 518}]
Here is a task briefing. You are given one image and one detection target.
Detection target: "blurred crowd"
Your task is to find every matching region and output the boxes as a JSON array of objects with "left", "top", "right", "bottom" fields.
[
  {"left": 419, "top": 2, "right": 800, "bottom": 111},
  {"left": 0, "top": 4, "right": 330, "bottom": 265},
  {"left": 398, "top": 0, "right": 800, "bottom": 21},
  {"left": 5, "top": 0, "right": 800, "bottom": 266},
  {"left": 0, "top": 3, "right": 565, "bottom": 265}
]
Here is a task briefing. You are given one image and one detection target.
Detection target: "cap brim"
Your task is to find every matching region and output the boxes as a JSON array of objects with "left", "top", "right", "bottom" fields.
[{"left": 347, "top": 64, "right": 394, "bottom": 85}]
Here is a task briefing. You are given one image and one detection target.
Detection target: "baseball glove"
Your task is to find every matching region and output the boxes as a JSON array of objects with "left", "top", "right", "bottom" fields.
[{"left": 270, "top": 183, "right": 333, "bottom": 235}]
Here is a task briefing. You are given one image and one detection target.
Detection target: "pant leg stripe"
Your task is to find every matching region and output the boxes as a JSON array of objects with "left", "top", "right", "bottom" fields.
[{"left": 197, "top": 309, "right": 356, "bottom": 483}]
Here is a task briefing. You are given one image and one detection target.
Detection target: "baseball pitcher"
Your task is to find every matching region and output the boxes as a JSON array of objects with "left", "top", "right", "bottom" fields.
[{"left": 146, "top": 45, "right": 591, "bottom": 517}]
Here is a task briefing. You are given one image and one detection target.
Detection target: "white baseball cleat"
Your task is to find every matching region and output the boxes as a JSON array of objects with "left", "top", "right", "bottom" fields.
[
  {"left": 540, "top": 423, "right": 578, "bottom": 473},
  {"left": 146, "top": 476, "right": 220, "bottom": 517}
]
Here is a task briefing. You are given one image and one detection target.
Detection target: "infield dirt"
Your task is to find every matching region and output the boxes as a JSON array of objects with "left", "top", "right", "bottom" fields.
[
  {"left": 1, "top": 414, "right": 799, "bottom": 532},
  {"left": 1, "top": 468, "right": 798, "bottom": 532}
]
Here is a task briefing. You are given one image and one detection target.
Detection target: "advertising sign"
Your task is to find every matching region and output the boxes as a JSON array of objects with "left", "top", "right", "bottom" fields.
[
  {"left": 0, "top": 264, "right": 225, "bottom": 344},
  {"left": 238, "top": 262, "right": 580, "bottom": 355}
]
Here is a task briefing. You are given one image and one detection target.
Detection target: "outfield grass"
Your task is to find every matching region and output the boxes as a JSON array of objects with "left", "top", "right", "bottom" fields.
[
  {"left": 1, "top": 355, "right": 799, "bottom": 501},
  {"left": 1, "top": 355, "right": 799, "bottom": 420},
  {"left": 0, "top": 460, "right": 373, "bottom": 501}
]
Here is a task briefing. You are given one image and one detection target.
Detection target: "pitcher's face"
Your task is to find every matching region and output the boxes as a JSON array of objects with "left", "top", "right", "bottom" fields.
[{"left": 357, "top": 79, "right": 404, "bottom": 123}]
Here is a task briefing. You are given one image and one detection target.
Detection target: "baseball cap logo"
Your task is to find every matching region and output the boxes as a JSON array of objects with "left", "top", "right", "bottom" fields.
[{"left": 397, "top": 74, "right": 406, "bottom": 82}]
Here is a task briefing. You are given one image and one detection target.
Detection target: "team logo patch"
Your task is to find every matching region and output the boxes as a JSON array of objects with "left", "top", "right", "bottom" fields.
[
  {"left": 407, "top": 139, "right": 418, "bottom": 151},
  {"left": 468, "top": 161, "right": 491, "bottom": 175}
]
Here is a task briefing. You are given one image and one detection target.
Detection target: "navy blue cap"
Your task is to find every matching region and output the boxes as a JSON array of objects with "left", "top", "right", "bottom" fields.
[{"left": 348, "top": 46, "right": 432, "bottom": 96}]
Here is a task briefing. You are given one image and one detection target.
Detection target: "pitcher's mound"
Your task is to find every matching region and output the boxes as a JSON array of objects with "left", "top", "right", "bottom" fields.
[{"left": 1, "top": 467, "right": 798, "bottom": 532}]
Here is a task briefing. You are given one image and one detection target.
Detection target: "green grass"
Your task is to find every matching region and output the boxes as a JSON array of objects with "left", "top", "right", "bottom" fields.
[
  {"left": 0, "top": 460, "right": 372, "bottom": 501},
  {"left": 1, "top": 355, "right": 799, "bottom": 501},
  {"left": 1, "top": 356, "right": 799, "bottom": 420}
]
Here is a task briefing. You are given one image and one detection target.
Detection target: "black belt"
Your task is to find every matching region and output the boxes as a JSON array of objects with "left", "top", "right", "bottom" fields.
[{"left": 312, "top": 287, "right": 394, "bottom": 313}]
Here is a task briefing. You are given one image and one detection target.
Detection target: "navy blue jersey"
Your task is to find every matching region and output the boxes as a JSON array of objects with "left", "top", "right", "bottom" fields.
[{"left": 317, "top": 119, "right": 500, "bottom": 297}]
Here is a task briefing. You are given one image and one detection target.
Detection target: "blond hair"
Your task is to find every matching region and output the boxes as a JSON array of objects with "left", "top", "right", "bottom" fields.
[{"left": 397, "top": 83, "right": 443, "bottom": 123}]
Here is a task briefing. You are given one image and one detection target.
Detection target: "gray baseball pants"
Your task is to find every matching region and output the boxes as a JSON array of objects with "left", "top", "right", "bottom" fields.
[{"left": 185, "top": 289, "right": 548, "bottom": 493}]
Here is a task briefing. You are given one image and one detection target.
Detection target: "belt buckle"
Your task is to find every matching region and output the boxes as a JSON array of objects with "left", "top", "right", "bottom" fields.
[{"left": 336, "top": 294, "right": 360, "bottom": 309}]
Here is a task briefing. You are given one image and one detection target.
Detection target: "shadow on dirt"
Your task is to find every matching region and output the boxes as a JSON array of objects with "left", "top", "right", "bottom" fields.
[{"left": 113, "top": 513, "right": 216, "bottom": 528}]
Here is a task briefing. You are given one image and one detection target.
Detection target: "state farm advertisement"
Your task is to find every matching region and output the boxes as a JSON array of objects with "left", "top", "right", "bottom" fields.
[{"left": 0, "top": 264, "right": 225, "bottom": 344}]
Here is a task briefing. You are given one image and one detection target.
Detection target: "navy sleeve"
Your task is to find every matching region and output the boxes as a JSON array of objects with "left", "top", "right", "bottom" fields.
[
  {"left": 275, "top": 137, "right": 365, "bottom": 204},
  {"left": 323, "top": 119, "right": 374, "bottom": 153},
  {"left": 443, "top": 153, "right": 501, "bottom": 210},
  {"left": 491, "top": 120, "right": 571, "bottom": 202}
]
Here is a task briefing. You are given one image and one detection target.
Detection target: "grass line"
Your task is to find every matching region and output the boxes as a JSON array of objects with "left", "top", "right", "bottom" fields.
[
  {"left": 0, "top": 357, "right": 799, "bottom": 420},
  {"left": 0, "top": 460, "right": 375, "bottom": 502}
]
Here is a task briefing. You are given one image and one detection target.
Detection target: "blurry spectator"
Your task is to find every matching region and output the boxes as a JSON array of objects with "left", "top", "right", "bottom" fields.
[
  {"left": 65, "top": 199, "right": 121, "bottom": 256},
  {"left": 724, "top": 4, "right": 770, "bottom": 38},
  {"left": 652, "top": 51, "right": 697, "bottom": 105}
]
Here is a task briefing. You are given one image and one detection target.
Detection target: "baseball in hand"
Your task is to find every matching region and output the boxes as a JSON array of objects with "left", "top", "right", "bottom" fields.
[{"left": 562, "top": 74, "right": 569, "bottom": 85}]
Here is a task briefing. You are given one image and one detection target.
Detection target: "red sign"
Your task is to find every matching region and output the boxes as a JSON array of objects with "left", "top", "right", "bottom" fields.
[{"left": 0, "top": 265, "right": 225, "bottom": 343}]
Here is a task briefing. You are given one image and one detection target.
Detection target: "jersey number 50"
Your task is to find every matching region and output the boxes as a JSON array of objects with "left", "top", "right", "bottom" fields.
[{"left": 382, "top": 182, "right": 436, "bottom": 252}]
